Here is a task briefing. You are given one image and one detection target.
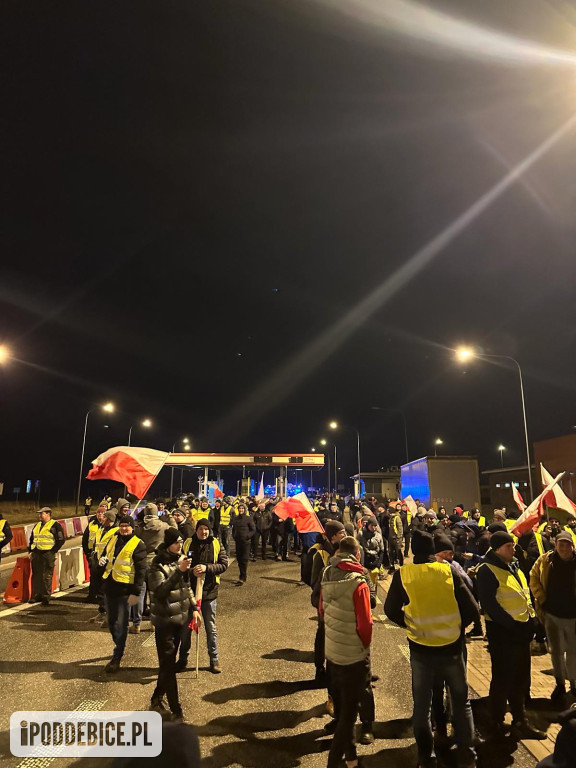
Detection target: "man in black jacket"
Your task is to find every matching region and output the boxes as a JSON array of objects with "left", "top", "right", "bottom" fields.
[
  {"left": 178, "top": 519, "right": 228, "bottom": 674},
  {"left": 100, "top": 516, "right": 148, "bottom": 673},
  {"left": 28, "top": 507, "right": 65, "bottom": 606},
  {"left": 385, "top": 531, "right": 479, "bottom": 768},
  {"left": 148, "top": 527, "right": 202, "bottom": 720},
  {"left": 231, "top": 503, "right": 255, "bottom": 585},
  {"left": 173, "top": 508, "right": 195, "bottom": 541}
]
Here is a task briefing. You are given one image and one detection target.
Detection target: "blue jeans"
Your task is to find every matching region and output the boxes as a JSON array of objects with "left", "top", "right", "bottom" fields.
[
  {"left": 410, "top": 648, "right": 475, "bottom": 767},
  {"left": 105, "top": 591, "right": 129, "bottom": 660},
  {"left": 129, "top": 582, "right": 146, "bottom": 627},
  {"left": 179, "top": 598, "right": 219, "bottom": 665}
]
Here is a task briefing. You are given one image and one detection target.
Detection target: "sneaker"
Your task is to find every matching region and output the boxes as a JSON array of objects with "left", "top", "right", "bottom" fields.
[
  {"left": 164, "top": 707, "right": 184, "bottom": 723},
  {"left": 28, "top": 598, "right": 41, "bottom": 603},
  {"left": 358, "top": 722, "right": 374, "bottom": 745},
  {"left": 129, "top": 625, "right": 141, "bottom": 634},
  {"left": 174, "top": 658, "right": 188, "bottom": 673},
  {"left": 466, "top": 628, "right": 483, "bottom": 639},
  {"left": 234, "top": 580, "right": 244, "bottom": 587},
  {"left": 323, "top": 718, "right": 337, "bottom": 735},
  {"left": 551, "top": 683, "right": 567, "bottom": 703},
  {"left": 510, "top": 720, "right": 547, "bottom": 741},
  {"left": 104, "top": 658, "right": 121, "bottom": 674},
  {"left": 210, "top": 662, "right": 222, "bottom": 674},
  {"left": 41, "top": 598, "right": 50, "bottom": 606}
]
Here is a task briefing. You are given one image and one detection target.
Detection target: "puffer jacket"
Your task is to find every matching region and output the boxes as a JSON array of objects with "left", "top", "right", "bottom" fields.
[
  {"left": 134, "top": 514, "right": 177, "bottom": 562},
  {"left": 232, "top": 512, "right": 256, "bottom": 542},
  {"left": 358, "top": 525, "right": 384, "bottom": 561},
  {"left": 148, "top": 544, "right": 197, "bottom": 627}
]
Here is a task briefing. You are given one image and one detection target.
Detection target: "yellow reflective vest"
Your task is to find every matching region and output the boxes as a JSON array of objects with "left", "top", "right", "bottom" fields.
[
  {"left": 31, "top": 520, "right": 57, "bottom": 551},
  {"left": 480, "top": 562, "right": 534, "bottom": 623},
  {"left": 399, "top": 562, "right": 461, "bottom": 647},
  {"left": 103, "top": 535, "right": 140, "bottom": 584},
  {"left": 95, "top": 526, "right": 118, "bottom": 558},
  {"left": 87, "top": 520, "right": 100, "bottom": 550},
  {"left": 564, "top": 526, "right": 576, "bottom": 546},
  {"left": 183, "top": 537, "right": 222, "bottom": 584},
  {"left": 219, "top": 505, "right": 233, "bottom": 526},
  {"left": 192, "top": 506, "right": 211, "bottom": 524},
  {"left": 534, "top": 532, "right": 545, "bottom": 557}
]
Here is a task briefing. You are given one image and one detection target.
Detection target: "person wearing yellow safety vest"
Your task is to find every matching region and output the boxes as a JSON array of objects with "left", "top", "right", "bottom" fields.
[
  {"left": 387, "top": 507, "right": 404, "bottom": 573},
  {"left": 0, "top": 512, "right": 13, "bottom": 562},
  {"left": 530, "top": 531, "right": 576, "bottom": 705},
  {"left": 384, "top": 530, "right": 479, "bottom": 768},
  {"left": 564, "top": 518, "right": 576, "bottom": 547},
  {"left": 28, "top": 507, "right": 65, "bottom": 606},
  {"left": 176, "top": 518, "right": 228, "bottom": 674},
  {"left": 400, "top": 502, "right": 412, "bottom": 557},
  {"left": 82, "top": 503, "right": 108, "bottom": 602},
  {"left": 192, "top": 497, "right": 214, "bottom": 527},
  {"left": 476, "top": 531, "right": 547, "bottom": 742},
  {"left": 100, "top": 515, "right": 147, "bottom": 673},
  {"left": 213, "top": 498, "right": 235, "bottom": 553},
  {"left": 469, "top": 509, "right": 486, "bottom": 528},
  {"left": 91, "top": 508, "right": 118, "bottom": 623}
]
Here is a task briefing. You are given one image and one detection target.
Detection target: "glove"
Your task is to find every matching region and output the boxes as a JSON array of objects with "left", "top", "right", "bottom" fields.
[
  {"left": 127, "top": 594, "right": 140, "bottom": 606},
  {"left": 98, "top": 557, "right": 108, "bottom": 567}
]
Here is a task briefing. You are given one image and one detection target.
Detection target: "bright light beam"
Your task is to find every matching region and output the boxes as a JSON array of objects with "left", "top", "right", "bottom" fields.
[
  {"left": 319, "top": 0, "right": 576, "bottom": 67},
  {"left": 208, "top": 111, "right": 576, "bottom": 444}
]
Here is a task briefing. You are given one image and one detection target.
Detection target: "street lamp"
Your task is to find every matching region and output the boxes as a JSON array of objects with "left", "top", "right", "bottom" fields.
[
  {"left": 321, "top": 438, "right": 337, "bottom": 494},
  {"left": 329, "top": 420, "right": 361, "bottom": 496},
  {"left": 434, "top": 438, "right": 443, "bottom": 457},
  {"left": 170, "top": 438, "right": 191, "bottom": 498},
  {"left": 0, "top": 345, "right": 12, "bottom": 364},
  {"left": 75, "top": 402, "right": 115, "bottom": 515},
  {"left": 498, "top": 444, "right": 506, "bottom": 468},
  {"left": 455, "top": 346, "right": 533, "bottom": 500},
  {"left": 128, "top": 418, "right": 152, "bottom": 446}
]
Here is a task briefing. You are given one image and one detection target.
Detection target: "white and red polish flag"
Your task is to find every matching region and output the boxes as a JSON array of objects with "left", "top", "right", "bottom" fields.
[
  {"left": 87, "top": 446, "right": 169, "bottom": 499},
  {"left": 541, "top": 463, "right": 576, "bottom": 517},
  {"left": 274, "top": 492, "right": 324, "bottom": 534},
  {"left": 510, "top": 471, "right": 565, "bottom": 536},
  {"left": 512, "top": 484, "right": 527, "bottom": 512}
]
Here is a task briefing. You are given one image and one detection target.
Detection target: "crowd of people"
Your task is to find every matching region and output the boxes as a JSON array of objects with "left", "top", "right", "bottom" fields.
[{"left": 10, "top": 492, "right": 576, "bottom": 767}]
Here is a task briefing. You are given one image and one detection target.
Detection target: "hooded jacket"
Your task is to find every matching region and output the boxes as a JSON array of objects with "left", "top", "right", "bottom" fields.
[
  {"left": 148, "top": 544, "right": 198, "bottom": 627},
  {"left": 134, "top": 504, "right": 177, "bottom": 562},
  {"left": 357, "top": 522, "right": 384, "bottom": 562},
  {"left": 185, "top": 531, "right": 229, "bottom": 601}
]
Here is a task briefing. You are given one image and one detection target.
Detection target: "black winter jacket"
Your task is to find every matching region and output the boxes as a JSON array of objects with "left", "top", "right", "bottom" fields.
[
  {"left": 186, "top": 534, "right": 229, "bottom": 601},
  {"left": 232, "top": 513, "right": 255, "bottom": 542},
  {"left": 148, "top": 544, "right": 198, "bottom": 627}
]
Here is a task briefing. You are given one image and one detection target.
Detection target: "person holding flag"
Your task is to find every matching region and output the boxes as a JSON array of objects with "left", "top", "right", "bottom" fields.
[
  {"left": 178, "top": 519, "right": 228, "bottom": 674},
  {"left": 148, "top": 527, "right": 203, "bottom": 720}
]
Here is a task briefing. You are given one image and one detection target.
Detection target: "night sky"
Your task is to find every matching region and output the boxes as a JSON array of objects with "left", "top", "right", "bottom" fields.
[{"left": 3, "top": 0, "right": 576, "bottom": 499}]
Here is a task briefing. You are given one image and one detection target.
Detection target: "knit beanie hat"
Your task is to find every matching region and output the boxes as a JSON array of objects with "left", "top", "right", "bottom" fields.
[
  {"left": 164, "top": 527, "right": 182, "bottom": 546},
  {"left": 487, "top": 522, "right": 507, "bottom": 534},
  {"left": 195, "top": 518, "right": 212, "bottom": 534},
  {"left": 324, "top": 520, "right": 345, "bottom": 540},
  {"left": 344, "top": 523, "right": 355, "bottom": 537},
  {"left": 411, "top": 530, "right": 434, "bottom": 558},
  {"left": 104, "top": 509, "right": 117, "bottom": 523},
  {"left": 490, "top": 531, "right": 514, "bottom": 551},
  {"left": 434, "top": 534, "right": 454, "bottom": 553},
  {"left": 367, "top": 516, "right": 378, "bottom": 527},
  {"left": 449, "top": 514, "right": 461, "bottom": 524},
  {"left": 144, "top": 503, "right": 158, "bottom": 517},
  {"left": 117, "top": 515, "right": 134, "bottom": 527}
]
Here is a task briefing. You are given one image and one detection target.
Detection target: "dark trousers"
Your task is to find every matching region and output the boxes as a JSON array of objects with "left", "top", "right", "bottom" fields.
[
  {"left": 389, "top": 540, "right": 404, "bottom": 567},
  {"left": 314, "top": 617, "right": 325, "bottom": 672},
  {"left": 326, "top": 657, "right": 371, "bottom": 767},
  {"left": 486, "top": 622, "right": 531, "bottom": 724},
  {"left": 31, "top": 550, "right": 55, "bottom": 601},
  {"left": 404, "top": 530, "right": 411, "bottom": 557},
  {"left": 235, "top": 540, "right": 250, "bottom": 581},
  {"left": 105, "top": 589, "right": 129, "bottom": 660},
  {"left": 277, "top": 533, "right": 289, "bottom": 560},
  {"left": 153, "top": 623, "right": 184, "bottom": 712},
  {"left": 252, "top": 530, "right": 269, "bottom": 559}
]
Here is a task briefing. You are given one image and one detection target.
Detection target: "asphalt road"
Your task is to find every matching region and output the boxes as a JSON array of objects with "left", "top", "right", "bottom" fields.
[{"left": 0, "top": 556, "right": 538, "bottom": 767}]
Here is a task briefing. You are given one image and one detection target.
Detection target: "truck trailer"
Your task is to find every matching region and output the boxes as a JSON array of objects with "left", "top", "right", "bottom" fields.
[{"left": 400, "top": 456, "right": 481, "bottom": 511}]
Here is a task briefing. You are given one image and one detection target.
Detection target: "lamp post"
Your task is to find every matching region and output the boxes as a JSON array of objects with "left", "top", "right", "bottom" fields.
[
  {"left": 321, "top": 439, "right": 337, "bottom": 494},
  {"left": 498, "top": 444, "right": 506, "bottom": 468},
  {"left": 128, "top": 418, "right": 152, "bottom": 447},
  {"left": 329, "top": 421, "right": 361, "bottom": 495},
  {"left": 170, "top": 438, "right": 190, "bottom": 498},
  {"left": 371, "top": 406, "right": 409, "bottom": 465},
  {"left": 434, "top": 438, "right": 443, "bottom": 457},
  {"left": 456, "top": 346, "right": 533, "bottom": 500},
  {"left": 75, "top": 402, "right": 115, "bottom": 515}
]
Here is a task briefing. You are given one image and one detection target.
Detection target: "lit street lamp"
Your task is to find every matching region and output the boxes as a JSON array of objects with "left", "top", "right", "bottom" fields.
[
  {"left": 434, "top": 438, "right": 443, "bottom": 457},
  {"left": 75, "top": 402, "right": 115, "bottom": 515},
  {"left": 170, "top": 438, "right": 191, "bottom": 498},
  {"left": 128, "top": 418, "right": 153, "bottom": 446},
  {"left": 498, "top": 444, "right": 506, "bottom": 468},
  {"left": 329, "top": 420, "right": 361, "bottom": 495},
  {"left": 455, "top": 346, "right": 533, "bottom": 500},
  {"left": 0, "top": 345, "right": 12, "bottom": 364},
  {"left": 320, "top": 438, "right": 337, "bottom": 493}
]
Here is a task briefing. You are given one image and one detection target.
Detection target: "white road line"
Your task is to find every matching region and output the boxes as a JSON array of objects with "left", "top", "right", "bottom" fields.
[
  {"left": 0, "top": 584, "right": 87, "bottom": 619},
  {"left": 398, "top": 644, "right": 410, "bottom": 661}
]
